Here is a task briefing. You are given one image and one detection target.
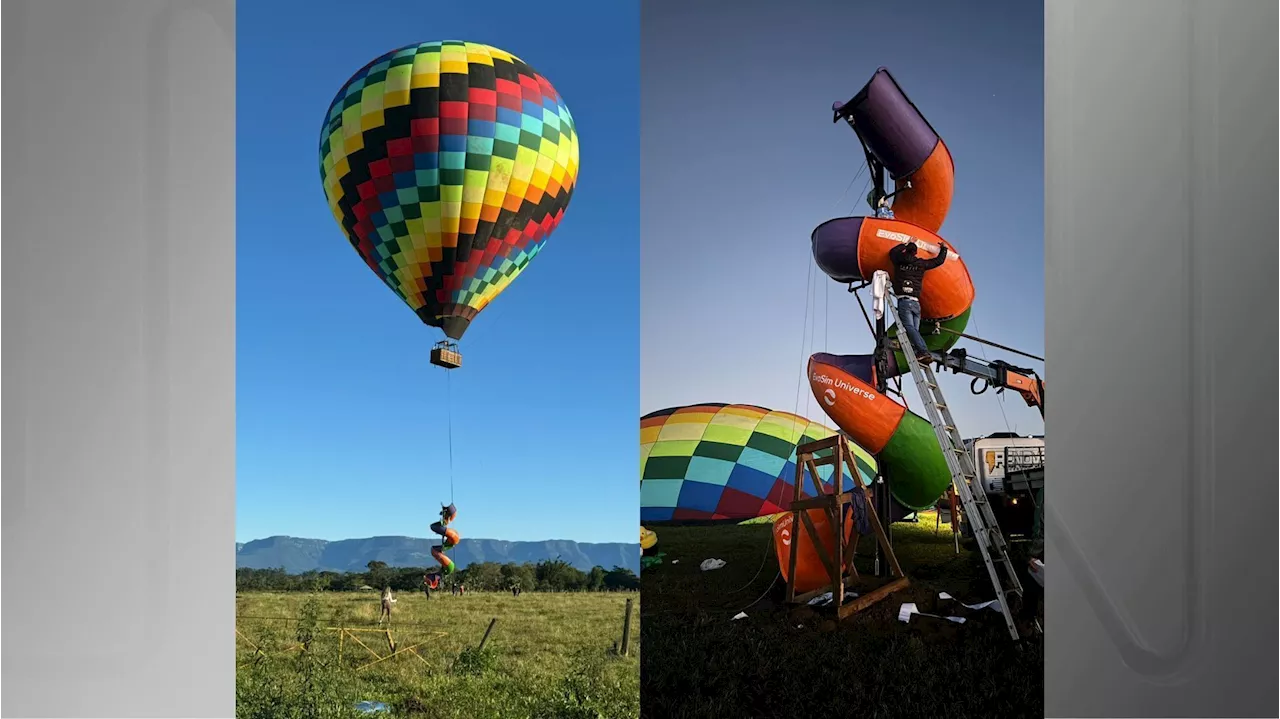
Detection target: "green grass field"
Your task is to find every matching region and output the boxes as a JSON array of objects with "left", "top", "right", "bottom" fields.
[
  {"left": 640, "top": 512, "right": 1043, "bottom": 719},
  {"left": 236, "top": 590, "right": 640, "bottom": 719}
]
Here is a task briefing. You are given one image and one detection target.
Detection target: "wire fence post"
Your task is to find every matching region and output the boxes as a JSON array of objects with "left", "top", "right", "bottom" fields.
[
  {"left": 620, "top": 598, "right": 634, "bottom": 656},
  {"left": 478, "top": 618, "right": 498, "bottom": 651}
]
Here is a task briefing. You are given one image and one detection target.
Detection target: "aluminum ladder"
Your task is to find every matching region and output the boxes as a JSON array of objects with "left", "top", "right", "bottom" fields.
[{"left": 886, "top": 297, "right": 1024, "bottom": 640}]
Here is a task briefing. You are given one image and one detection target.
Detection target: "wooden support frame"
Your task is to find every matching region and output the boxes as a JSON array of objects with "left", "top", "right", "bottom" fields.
[
  {"left": 335, "top": 626, "right": 446, "bottom": 671},
  {"left": 784, "top": 435, "right": 909, "bottom": 620},
  {"left": 236, "top": 624, "right": 446, "bottom": 671}
]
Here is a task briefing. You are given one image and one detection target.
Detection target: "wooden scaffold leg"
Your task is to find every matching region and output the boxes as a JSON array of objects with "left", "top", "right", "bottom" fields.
[{"left": 782, "top": 435, "right": 909, "bottom": 620}]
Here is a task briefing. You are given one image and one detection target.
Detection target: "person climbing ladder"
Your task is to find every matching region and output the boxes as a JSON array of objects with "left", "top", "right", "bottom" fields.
[{"left": 888, "top": 239, "right": 948, "bottom": 363}]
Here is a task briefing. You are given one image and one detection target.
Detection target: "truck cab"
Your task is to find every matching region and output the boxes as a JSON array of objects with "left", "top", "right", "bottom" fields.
[{"left": 964, "top": 432, "right": 1045, "bottom": 538}]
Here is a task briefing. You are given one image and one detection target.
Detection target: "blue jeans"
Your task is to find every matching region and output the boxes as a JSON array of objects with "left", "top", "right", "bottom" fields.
[{"left": 898, "top": 296, "right": 929, "bottom": 354}]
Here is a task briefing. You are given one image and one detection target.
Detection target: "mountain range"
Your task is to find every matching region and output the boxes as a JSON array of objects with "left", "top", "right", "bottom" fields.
[{"left": 236, "top": 536, "right": 640, "bottom": 575}]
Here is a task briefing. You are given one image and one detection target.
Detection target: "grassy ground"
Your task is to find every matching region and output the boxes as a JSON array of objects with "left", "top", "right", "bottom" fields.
[
  {"left": 236, "top": 590, "right": 640, "bottom": 719},
  {"left": 640, "top": 511, "right": 1043, "bottom": 719}
]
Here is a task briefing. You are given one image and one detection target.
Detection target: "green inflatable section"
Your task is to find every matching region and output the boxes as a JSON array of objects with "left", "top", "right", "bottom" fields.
[
  {"left": 878, "top": 411, "right": 952, "bottom": 510},
  {"left": 886, "top": 307, "right": 971, "bottom": 375}
]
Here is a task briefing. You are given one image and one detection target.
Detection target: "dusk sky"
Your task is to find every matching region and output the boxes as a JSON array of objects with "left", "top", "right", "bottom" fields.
[
  {"left": 640, "top": 0, "right": 1045, "bottom": 439},
  {"left": 236, "top": 0, "right": 638, "bottom": 543}
]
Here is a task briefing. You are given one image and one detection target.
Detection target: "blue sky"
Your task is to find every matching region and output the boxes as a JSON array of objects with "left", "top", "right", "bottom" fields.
[
  {"left": 236, "top": 0, "right": 638, "bottom": 543},
  {"left": 640, "top": 0, "right": 1045, "bottom": 439}
]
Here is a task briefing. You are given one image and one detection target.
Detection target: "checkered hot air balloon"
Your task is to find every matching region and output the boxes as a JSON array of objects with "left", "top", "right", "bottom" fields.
[
  {"left": 320, "top": 41, "right": 579, "bottom": 341},
  {"left": 640, "top": 404, "right": 878, "bottom": 525}
]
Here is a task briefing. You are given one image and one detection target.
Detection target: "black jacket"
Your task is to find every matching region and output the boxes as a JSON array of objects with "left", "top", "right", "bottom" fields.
[{"left": 889, "top": 243, "right": 948, "bottom": 298}]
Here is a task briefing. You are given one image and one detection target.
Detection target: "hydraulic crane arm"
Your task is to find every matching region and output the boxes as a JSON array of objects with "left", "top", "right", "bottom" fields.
[
  {"left": 860, "top": 270, "right": 1045, "bottom": 417},
  {"left": 933, "top": 348, "right": 1044, "bottom": 417}
]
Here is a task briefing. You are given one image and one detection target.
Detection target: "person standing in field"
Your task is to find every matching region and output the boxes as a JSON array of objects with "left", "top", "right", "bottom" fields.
[{"left": 379, "top": 586, "right": 395, "bottom": 623}]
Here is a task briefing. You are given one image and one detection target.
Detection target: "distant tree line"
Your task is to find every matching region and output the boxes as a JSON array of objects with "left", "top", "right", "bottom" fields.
[{"left": 236, "top": 558, "right": 639, "bottom": 594}]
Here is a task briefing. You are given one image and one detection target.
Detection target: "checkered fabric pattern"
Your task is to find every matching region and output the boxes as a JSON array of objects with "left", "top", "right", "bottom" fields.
[
  {"left": 640, "top": 404, "right": 879, "bottom": 524},
  {"left": 319, "top": 41, "right": 579, "bottom": 340}
]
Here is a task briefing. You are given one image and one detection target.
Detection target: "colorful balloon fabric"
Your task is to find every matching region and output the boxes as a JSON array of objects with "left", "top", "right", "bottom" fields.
[
  {"left": 640, "top": 404, "right": 878, "bottom": 524},
  {"left": 429, "top": 516, "right": 460, "bottom": 575},
  {"left": 320, "top": 41, "right": 580, "bottom": 340}
]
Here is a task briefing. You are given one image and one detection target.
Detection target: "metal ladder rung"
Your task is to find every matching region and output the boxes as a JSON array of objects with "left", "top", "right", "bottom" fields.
[{"left": 887, "top": 296, "right": 1024, "bottom": 641}]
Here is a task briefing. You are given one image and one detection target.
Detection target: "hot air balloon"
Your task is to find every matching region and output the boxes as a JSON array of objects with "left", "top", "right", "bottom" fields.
[
  {"left": 319, "top": 40, "right": 580, "bottom": 369},
  {"left": 640, "top": 403, "right": 878, "bottom": 525}
]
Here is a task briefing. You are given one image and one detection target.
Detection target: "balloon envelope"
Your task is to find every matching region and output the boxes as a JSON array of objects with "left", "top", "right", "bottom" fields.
[
  {"left": 640, "top": 403, "right": 877, "bottom": 524},
  {"left": 319, "top": 41, "right": 580, "bottom": 340}
]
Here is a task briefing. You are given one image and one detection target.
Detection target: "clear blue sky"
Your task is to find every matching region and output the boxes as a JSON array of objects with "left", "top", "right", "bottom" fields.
[
  {"left": 236, "top": 0, "right": 638, "bottom": 543},
  {"left": 640, "top": 0, "right": 1045, "bottom": 439}
]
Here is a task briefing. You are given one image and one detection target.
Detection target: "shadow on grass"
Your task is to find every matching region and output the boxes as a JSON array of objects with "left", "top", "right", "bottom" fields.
[{"left": 640, "top": 517, "right": 1043, "bottom": 719}]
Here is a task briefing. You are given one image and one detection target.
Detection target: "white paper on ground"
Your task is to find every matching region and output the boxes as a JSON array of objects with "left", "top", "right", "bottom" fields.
[
  {"left": 806, "top": 591, "right": 858, "bottom": 606},
  {"left": 1029, "top": 558, "right": 1044, "bottom": 587},
  {"left": 938, "top": 591, "right": 1003, "bottom": 612},
  {"left": 900, "top": 602, "right": 967, "bottom": 625},
  {"left": 731, "top": 611, "right": 748, "bottom": 620},
  {"left": 700, "top": 559, "right": 726, "bottom": 571}
]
